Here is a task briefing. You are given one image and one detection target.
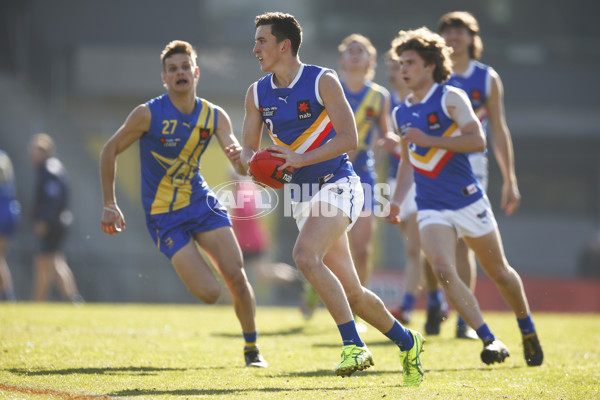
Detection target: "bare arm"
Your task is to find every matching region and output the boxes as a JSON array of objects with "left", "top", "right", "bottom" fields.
[
  {"left": 99, "top": 104, "right": 150, "bottom": 234},
  {"left": 267, "top": 71, "right": 358, "bottom": 170},
  {"left": 240, "top": 83, "right": 264, "bottom": 169},
  {"left": 486, "top": 69, "right": 520, "bottom": 215},
  {"left": 375, "top": 88, "right": 401, "bottom": 155},
  {"left": 403, "top": 88, "right": 486, "bottom": 153},
  {"left": 213, "top": 105, "right": 247, "bottom": 176},
  {"left": 382, "top": 136, "right": 414, "bottom": 224}
]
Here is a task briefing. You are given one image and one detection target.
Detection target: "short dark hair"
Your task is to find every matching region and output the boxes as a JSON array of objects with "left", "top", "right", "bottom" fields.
[{"left": 255, "top": 12, "right": 302, "bottom": 56}]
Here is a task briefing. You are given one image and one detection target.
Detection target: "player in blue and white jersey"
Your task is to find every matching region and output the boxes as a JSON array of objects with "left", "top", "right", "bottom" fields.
[
  {"left": 0, "top": 150, "right": 19, "bottom": 301},
  {"left": 383, "top": 50, "right": 449, "bottom": 333},
  {"left": 99, "top": 40, "right": 267, "bottom": 368},
  {"left": 241, "top": 12, "right": 424, "bottom": 385},
  {"left": 439, "top": 11, "right": 522, "bottom": 340},
  {"left": 384, "top": 27, "right": 542, "bottom": 367}
]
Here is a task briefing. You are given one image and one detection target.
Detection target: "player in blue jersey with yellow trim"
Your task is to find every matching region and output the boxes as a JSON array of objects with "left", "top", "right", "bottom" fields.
[
  {"left": 383, "top": 50, "right": 449, "bottom": 332},
  {"left": 241, "top": 12, "right": 424, "bottom": 385},
  {"left": 439, "top": 11, "right": 522, "bottom": 340},
  {"left": 383, "top": 27, "right": 543, "bottom": 367},
  {"left": 338, "top": 33, "right": 397, "bottom": 290},
  {"left": 0, "top": 150, "right": 20, "bottom": 301},
  {"left": 99, "top": 40, "right": 267, "bottom": 368}
]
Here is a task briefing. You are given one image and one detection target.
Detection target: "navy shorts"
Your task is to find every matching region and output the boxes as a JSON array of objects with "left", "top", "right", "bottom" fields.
[
  {"left": 145, "top": 194, "right": 232, "bottom": 259},
  {"left": 37, "top": 223, "right": 67, "bottom": 254}
]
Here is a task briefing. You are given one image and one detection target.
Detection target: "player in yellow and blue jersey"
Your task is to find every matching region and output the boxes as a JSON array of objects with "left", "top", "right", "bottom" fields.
[
  {"left": 241, "top": 12, "right": 424, "bottom": 385},
  {"left": 383, "top": 27, "right": 542, "bottom": 367},
  {"left": 99, "top": 40, "right": 267, "bottom": 368}
]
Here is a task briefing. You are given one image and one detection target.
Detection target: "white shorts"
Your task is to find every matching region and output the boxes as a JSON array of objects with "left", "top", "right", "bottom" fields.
[
  {"left": 469, "top": 152, "right": 489, "bottom": 191},
  {"left": 416, "top": 196, "right": 497, "bottom": 239},
  {"left": 292, "top": 176, "right": 364, "bottom": 232},
  {"left": 387, "top": 177, "right": 417, "bottom": 221}
]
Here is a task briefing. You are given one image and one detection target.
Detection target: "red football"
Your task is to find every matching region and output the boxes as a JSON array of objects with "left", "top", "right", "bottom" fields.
[{"left": 248, "top": 149, "right": 294, "bottom": 189}]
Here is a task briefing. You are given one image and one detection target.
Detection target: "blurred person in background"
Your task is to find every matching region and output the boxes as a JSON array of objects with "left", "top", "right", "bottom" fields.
[
  {"left": 28, "top": 133, "right": 82, "bottom": 303},
  {"left": 0, "top": 150, "right": 20, "bottom": 301},
  {"left": 384, "top": 27, "right": 542, "bottom": 367},
  {"left": 300, "top": 33, "right": 397, "bottom": 325},
  {"left": 438, "top": 11, "right": 522, "bottom": 339},
  {"left": 99, "top": 40, "right": 267, "bottom": 368},
  {"left": 383, "top": 50, "right": 448, "bottom": 333},
  {"left": 241, "top": 12, "right": 424, "bottom": 385}
]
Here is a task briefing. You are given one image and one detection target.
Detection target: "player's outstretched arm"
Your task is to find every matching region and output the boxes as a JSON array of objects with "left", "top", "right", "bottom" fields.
[{"left": 99, "top": 104, "right": 149, "bottom": 235}]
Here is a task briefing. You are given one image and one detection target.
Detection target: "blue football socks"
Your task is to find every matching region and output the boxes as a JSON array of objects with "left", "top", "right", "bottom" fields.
[
  {"left": 385, "top": 320, "right": 415, "bottom": 351},
  {"left": 337, "top": 320, "right": 365, "bottom": 347}
]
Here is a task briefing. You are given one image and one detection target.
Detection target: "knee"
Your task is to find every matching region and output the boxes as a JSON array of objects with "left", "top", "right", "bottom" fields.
[
  {"left": 430, "top": 262, "right": 454, "bottom": 287},
  {"left": 292, "top": 244, "right": 321, "bottom": 277},
  {"left": 486, "top": 263, "right": 512, "bottom": 286},
  {"left": 189, "top": 281, "right": 221, "bottom": 304}
]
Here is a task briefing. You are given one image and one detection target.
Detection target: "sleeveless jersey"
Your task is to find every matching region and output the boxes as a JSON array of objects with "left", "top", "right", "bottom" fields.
[
  {"left": 342, "top": 81, "right": 384, "bottom": 184},
  {"left": 253, "top": 64, "right": 355, "bottom": 199},
  {"left": 446, "top": 60, "right": 492, "bottom": 135},
  {"left": 392, "top": 83, "right": 483, "bottom": 211},
  {"left": 140, "top": 94, "right": 217, "bottom": 215},
  {"left": 388, "top": 91, "right": 403, "bottom": 180}
]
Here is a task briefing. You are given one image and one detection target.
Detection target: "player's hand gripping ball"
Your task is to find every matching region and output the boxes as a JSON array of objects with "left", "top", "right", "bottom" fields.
[{"left": 248, "top": 149, "right": 294, "bottom": 189}]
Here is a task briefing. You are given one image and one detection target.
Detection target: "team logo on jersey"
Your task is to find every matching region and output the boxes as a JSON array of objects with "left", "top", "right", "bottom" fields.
[
  {"left": 160, "top": 137, "right": 181, "bottom": 148},
  {"left": 297, "top": 100, "right": 313, "bottom": 120},
  {"left": 271, "top": 165, "right": 294, "bottom": 184},
  {"left": 427, "top": 112, "right": 441, "bottom": 131},
  {"left": 199, "top": 128, "right": 211, "bottom": 140},
  {"left": 260, "top": 106, "right": 278, "bottom": 118},
  {"left": 366, "top": 107, "right": 375, "bottom": 118},
  {"left": 470, "top": 89, "right": 483, "bottom": 107}
]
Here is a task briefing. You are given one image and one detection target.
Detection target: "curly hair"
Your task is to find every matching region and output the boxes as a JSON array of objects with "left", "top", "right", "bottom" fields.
[{"left": 390, "top": 26, "right": 453, "bottom": 83}]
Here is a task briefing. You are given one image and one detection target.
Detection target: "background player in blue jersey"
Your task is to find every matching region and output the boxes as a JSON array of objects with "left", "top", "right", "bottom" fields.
[
  {"left": 0, "top": 150, "right": 20, "bottom": 301},
  {"left": 338, "top": 33, "right": 396, "bottom": 289},
  {"left": 28, "top": 133, "right": 82, "bottom": 303},
  {"left": 241, "top": 12, "right": 424, "bottom": 385},
  {"left": 383, "top": 27, "right": 543, "bottom": 367},
  {"left": 300, "top": 34, "right": 398, "bottom": 325},
  {"left": 99, "top": 40, "right": 267, "bottom": 368},
  {"left": 438, "top": 11, "right": 522, "bottom": 340}
]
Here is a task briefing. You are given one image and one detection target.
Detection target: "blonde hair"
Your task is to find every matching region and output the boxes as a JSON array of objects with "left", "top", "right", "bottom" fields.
[
  {"left": 338, "top": 33, "right": 377, "bottom": 80},
  {"left": 390, "top": 27, "right": 453, "bottom": 83},
  {"left": 30, "top": 133, "right": 55, "bottom": 156},
  {"left": 438, "top": 11, "right": 483, "bottom": 60}
]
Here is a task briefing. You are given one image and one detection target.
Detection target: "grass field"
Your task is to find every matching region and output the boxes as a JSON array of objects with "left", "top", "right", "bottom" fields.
[{"left": 0, "top": 303, "right": 598, "bottom": 399}]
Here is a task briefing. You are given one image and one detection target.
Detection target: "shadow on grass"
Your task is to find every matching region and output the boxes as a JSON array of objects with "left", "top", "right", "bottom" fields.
[
  {"left": 313, "top": 339, "right": 394, "bottom": 348},
  {"left": 6, "top": 366, "right": 190, "bottom": 376},
  {"left": 213, "top": 325, "right": 329, "bottom": 338},
  {"left": 109, "top": 384, "right": 369, "bottom": 397}
]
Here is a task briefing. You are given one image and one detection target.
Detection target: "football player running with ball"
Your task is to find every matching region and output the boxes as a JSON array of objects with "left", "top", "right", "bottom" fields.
[{"left": 240, "top": 12, "right": 424, "bottom": 386}]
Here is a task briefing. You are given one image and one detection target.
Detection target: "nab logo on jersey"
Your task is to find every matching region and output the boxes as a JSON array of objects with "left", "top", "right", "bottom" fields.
[
  {"left": 427, "top": 112, "right": 441, "bottom": 131},
  {"left": 470, "top": 89, "right": 484, "bottom": 108},
  {"left": 199, "top": 128, "right": 211, "bottom": 141},
  {"left": 297, "top": 100, "right": 313, "bottom": 120}
]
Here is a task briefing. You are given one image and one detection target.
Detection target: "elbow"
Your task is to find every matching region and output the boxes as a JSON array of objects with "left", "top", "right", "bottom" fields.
[
  {"left": 474, "top": 136, "right": 486, "bottom": 153},
  {"left": 346, "top": 135, "right": 358, "bottom": 153}
]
